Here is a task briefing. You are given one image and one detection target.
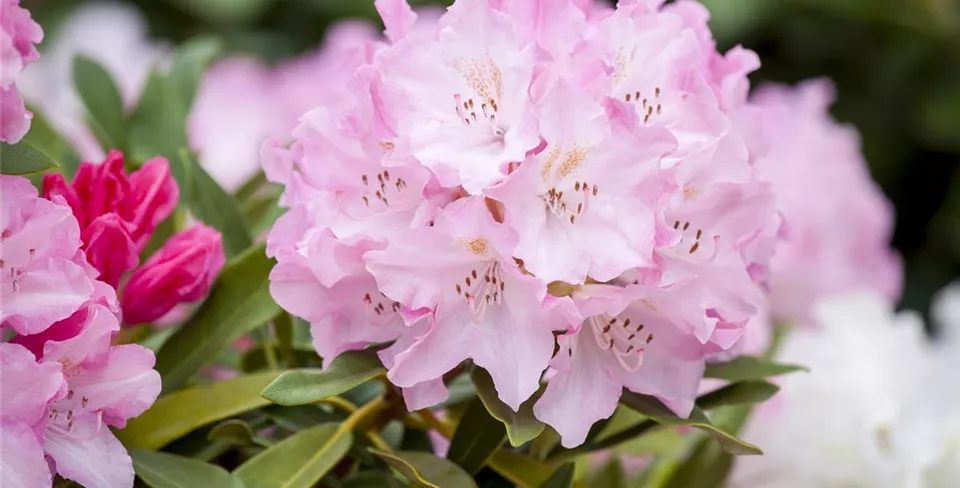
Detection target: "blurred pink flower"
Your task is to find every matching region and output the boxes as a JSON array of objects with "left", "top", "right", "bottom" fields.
[
  {"left": 121, "top": 224, "right": 225, "bottom": 325},
  {"left": 0, "top": 0, "right": 43, "bottom": 143},
  {"left": 748, "top": 79, "right": 902, "bottom": 323}
]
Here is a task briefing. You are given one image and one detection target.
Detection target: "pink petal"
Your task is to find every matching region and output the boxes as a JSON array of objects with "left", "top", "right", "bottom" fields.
[
  {"left": 0, "top": 418, "right": 53, "bottom": 488},
  {"left": 81, "top": 213, "right": 139, "bottom": 288},
  {"left": 69, "top": 344, "right": 161, "bottom": 428},
  {"left": 1, "top": 258, "right": 95, "bottom": 336},
  {"left": 45, "top": 426, "right": 134, "bottom": 488},
  {"left": 0, "top": 342, "right": 64, "bottom": 426}
]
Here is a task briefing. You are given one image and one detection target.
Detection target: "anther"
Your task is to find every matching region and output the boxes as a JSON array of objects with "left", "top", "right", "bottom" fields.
[
  {"left": 646, "top": 334, "right": 654, "bottom": 344},
  {"left": 683, "top": 222, "right": 690, "bottom": 230},
  {"left": 689, "top": 242, "right": 700, "bottom": 254},
  {"left": 472, "top": 270, "right": 478, "bottom": 279}
]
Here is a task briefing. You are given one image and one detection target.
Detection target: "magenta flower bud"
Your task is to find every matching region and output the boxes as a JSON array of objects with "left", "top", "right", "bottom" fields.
[{"left": 120, "top": 225, "right": 225, "bottom": 325}]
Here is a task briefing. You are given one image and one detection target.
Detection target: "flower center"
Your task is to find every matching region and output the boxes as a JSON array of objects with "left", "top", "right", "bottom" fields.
[
  {"left": 588, "top": 314, "right": 653, "bottom": 371},
  {"left": 0, "top": 248, "right": 35, "bottom": 292},
  {"left": 453, "top": 261, "right": 506, "bottom": 323},
  {"left": 46, "top": 389, "right": 102, "bottom": 440},
  {"left": 454, "top": 57, "right": 506, "bottom": 136},
  {"left": 671, "top": 220, "right": 719, "bottom": 259},
  {"left": 362, "top": 291, "right": 402, "bottom": 326},
  {"left": 359, "top": 169, "right": 410, "bottom": 209},
  {"left": 621, "top": 86, "right": 664, "bottom": 125}
]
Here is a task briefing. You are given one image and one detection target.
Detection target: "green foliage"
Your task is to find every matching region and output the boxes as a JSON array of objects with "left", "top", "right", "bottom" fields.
[
  {"left": 369, "top": 449, "right": 478, "bottom": 488},
  {"left": 0, "top": 141, "right": 59, "bottom": 175},
  {"left": 261, "top": 351, "right": 386, "bottom": 406},
  {"left": 448, "top": 397, "right": 508, "bottom": 475},
  {"left": 131, "top": 449, "right": 245, "bottom": 488},
  {"left": 234, "top": 423, "right": 353, "bottom": 488},
  {"left": 704, "top": 356, "right": 807, "bottom": 381},
  {"left": 472, "top": 367, "right": 545, "bottom": 447},
  {"left": 73, "top": 56, "right": 127, "bottom": 152}
]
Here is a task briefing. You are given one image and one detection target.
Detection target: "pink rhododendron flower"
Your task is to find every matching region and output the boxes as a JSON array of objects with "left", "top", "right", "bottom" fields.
[
  {"left": 0, "top": 0, "right": 43, "bottom": 143},
  {"left": 4, "top": 303, "right": 161, "bottom": 488},
  {"left": 0, "top": 176, "right": 95, "bottom": 335},
  {"left": 748, "top": 79, "right": 902, "bottom": 323},
  {"left": 121, "top": 224, "right": 225, "bottom": 324},
  {"left": 265, "top": 0, "right": 779, "bottom": 447}
]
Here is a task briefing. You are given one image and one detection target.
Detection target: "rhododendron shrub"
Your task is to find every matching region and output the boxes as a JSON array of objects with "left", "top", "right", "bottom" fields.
[{"left": 266, "top": 0, "right": 780, "bottom": 448}]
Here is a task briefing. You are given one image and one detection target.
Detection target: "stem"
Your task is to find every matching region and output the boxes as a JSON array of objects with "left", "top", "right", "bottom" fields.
[
  {"left": 339, "top": 396, "right": 393, "bottom": 452},
  {"left": 319, "top": 396, "right": 359, "bottom": 414},
  {"left": 416, "top": 408, "right": 454, "bottom": 438}
]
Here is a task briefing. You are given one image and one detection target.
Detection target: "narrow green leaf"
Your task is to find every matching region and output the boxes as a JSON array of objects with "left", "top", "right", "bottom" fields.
[
  {"left": 537, "top": 463, "right": 575, "bottom": 488},
  {"left": 1, "top": 141, "right": 58, "bottom": 175},
  {"left": 131, "top": 449, "right": 245, "bottom": 488},
  {"left": 234, "top": 423, "right": 353, "bottom": 488},
  {"left": 182, "top": 149, "right": 253, "bottom": 257},
  {"left": 369, "top": 449, "right": 478, "bottom": 488},
  {"left": 73, "top": 55, "right": 126, "bottom": 151},
  {"left": 118, "top": 371, "right": 280, "bottom": 449},
  {"left": 471, "top": 368, "right": 544, "bottom": 447},
  {"left": 167, "top": 38, "right": 223, "bottom": 109},
  {"left": 658, "top": 436, "right": 731, "bottom": 488},
  {"left": 264, "top": 404, "right": 344, "bottom": 432},
  {"left": 697, "top": 381, "right": 780, "bottom": 410},
  {"left": 261, "top": 351, "right": 386, "bottom": 406},
  {"left": 127, "top": 70, "right": 189, "bottom": 191},
  {"left": 448, "top": 397, "right": 507, "bottom": 475},
  {"left": 619, "top": 391, "right": 762, "bottom": 456},
  {"left": 155, "top": 244, "right": 280, "bottom": 391},
  {"left": 704, "top": 355, "right": 807, "bottom": 382}
]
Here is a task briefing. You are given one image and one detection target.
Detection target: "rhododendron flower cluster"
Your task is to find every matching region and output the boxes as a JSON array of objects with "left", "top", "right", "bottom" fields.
[
  {"left": 0, "top": 0, "right": 43, "bottom": 143},
  {"left": 266, "top": 0, "right": 780, "bottom": 447},
  {"left": 745, "top": 78, "right": 902, "bottom": 324},
  {"left": 0, "top": 176, "right": 161, "bottom": 487},
  {"left": 44, "top": 150, "right": 225, "bottom": 325}
]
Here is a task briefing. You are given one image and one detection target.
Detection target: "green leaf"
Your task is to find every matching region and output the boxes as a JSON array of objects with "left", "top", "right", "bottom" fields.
[
  {"left": 21, "top": 109, "right": 80, "bottom": 179},
  {"left": 208, "top": 419, "right": 266, "bottom": 447},
  {"left": 118, "top": 371, "right": 280, "bottom": 450},
  {"left": 169, "top": 0, "right": 276, "bottom": 24},
  {"left": 127, "top": 70, "right": 190, "bottom": 188},
  {"left": 181, "top": 149, "right": 253, "bottom": 258},
  {"left": 471, "top": 368, "right": 544, "bottom": 447},
  {"left": 242, "top": 344, "right": 320, "bottom": 372},
  {"left": 537, "top": 463, "right": 574, "bottom": 488},
  {"left": 73, "top": 55, "right": 126, "bottom": 151},
  {"left": 131, "top": 449, "right": 245, "bottom": 488},
  {"left": 697, "top": 381, "right": 780, "bottom": 410},
  {"left": 619, "top": 391, "right": 762, "bottom": 456},
  {"left": 448, "top": 397, "right": 507, "bottom": 475},
  {"left": 261, "top": 351, "right": 386, "bottom": 406},
  {"left": 1, "top": 141, "right": 59, "bottom": 175},
  {"left": 369, "top": 449, "right": 477, "bottom": 488},
  {"left": 234, "top": 423, "right": 353, "bottom": 488},
  {"left": 342, "top": 472, "right": 403, "bottom": 488},
  {"left": 264, "top": 404, "right": 344, "bottom": 432},
  {"left": 155, "top": 244, "right": 280, "bottom": 391},
  {"left": 657, "top": 435, "right": 732, "bottom": 488},
  {"left": 167, "top": 38, "right": 223, "bottom": 109},
  {"left": 704, "top": 356, "right": 807, "bottom": 382},
  {"left": 487, "top": 449, "right": 556, "bottom": 488}
]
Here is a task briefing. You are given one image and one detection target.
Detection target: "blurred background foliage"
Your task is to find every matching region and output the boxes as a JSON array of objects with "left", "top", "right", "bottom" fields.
[{"left": 25, "top": 0, "right": 960, "bottom": 321}]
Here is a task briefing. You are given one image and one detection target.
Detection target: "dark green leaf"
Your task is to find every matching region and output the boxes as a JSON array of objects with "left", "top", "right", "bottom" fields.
[
  {"left": 208, "top": 419, "right": 267, "bottom": 447},
  {"left": 1, "top": 141, "right": 58, "bottom": 175},
  {"left": 399, "top": 426, "right": 436, "bottom": 453},
  {"left": 704, "top": 356, "right": 807, "bottom": 382},
  {"left": 537, "top": 463, "right": 575, "bottom": 488},
  {"left": 342, "top": 472, "right": 403, "bottom": 488},
  {"left": 261, "top": 351, "right": 386, "bottom": 406},
  {"left": 697, "top": 381, "right": 780, "bottom": 410},
  {"left": 168, "top": 0, "right": 276, "bottom": 24},
  {"left": 487, "top": 449, "right": 556, "bottom": 487},
  {"left": 73, "top": 56, "right": 126, "bottom": 151},
  {"left": 264, "top": 404, "right": 344, "bottom": 432},
  {"left": 167, "top": 38, "right": 223, "bottom": 109},
  {"left": 448, "top": 397, "right": 507, "bottom": 475},
  {"left": 619, "top": 391, "right": 762, "bottom": 456},
  {"left": 234, "top": 423, "right": 353, "bottom": 488},
  {"left": 274, "top": 312, "right": 297, "bottom": 368},
  {"left": 131, "top": 449, "right": 245, "bottom": 488},
  {"left": 659, "top": 436, "right": 732, "bottom": 488},
  {"left": 369, "top": 449, "right": 477, "bottom": 488},
  {"left": 471, "top": 368, "right": 543, "bottom": 446},
  {"left": 182, "top": 149, "right": 253, "bottom": 258},
  {"left": 118, "top": 371, "right": 280, "bottom": 449},
  {"left": 155, "top": 244, "right": 280, "bottom": 391},
  {"left": 588, "top": 459, "right": 624, "bottom": 488},
  {"left": 241, "top": 344, "right": 320, "bottom": 373}
]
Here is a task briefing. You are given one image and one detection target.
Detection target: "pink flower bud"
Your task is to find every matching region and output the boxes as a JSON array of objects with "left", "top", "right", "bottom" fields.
[
  {"left": 128, "top": 156, "right": 179, "bottom": 250},
  {"left": 81, "top": 213, "right": 139, "bottom": 288},
  {"left": 120, "top": 225, "right": 225, "bottom": 325}
]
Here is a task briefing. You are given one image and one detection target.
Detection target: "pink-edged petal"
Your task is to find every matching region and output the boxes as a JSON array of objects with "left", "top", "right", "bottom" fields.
[
  {"left": 534, "top": 331, "right": 621, "bottom": 448},
  {"left": 45, "top": 426, "right": 134, "bottom": 488},
  {"left": 0, "top": 418, "right": 53, "bottom": 488}
]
